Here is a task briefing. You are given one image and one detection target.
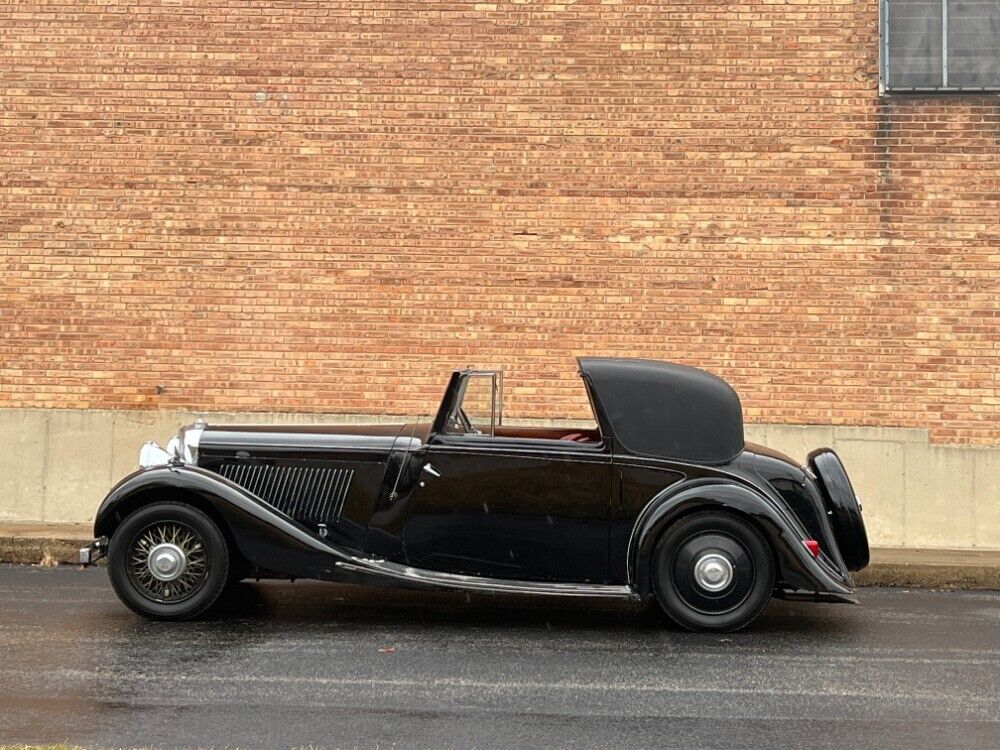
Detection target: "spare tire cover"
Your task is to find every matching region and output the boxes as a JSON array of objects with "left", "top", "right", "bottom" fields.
[{"left": 808, "top": 449, "right": 870, "bottom": 572}]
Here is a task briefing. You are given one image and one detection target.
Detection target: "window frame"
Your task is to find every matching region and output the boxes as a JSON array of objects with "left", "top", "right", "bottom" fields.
[
  {"left": 434, "top": 368, "right": 605, "bottom": 446},
  {"left": 880, "top": 0, "right": 1000, "bottom": 94},
  {"left": 442, "top": 370, "right": 503, "bottom": 437}
]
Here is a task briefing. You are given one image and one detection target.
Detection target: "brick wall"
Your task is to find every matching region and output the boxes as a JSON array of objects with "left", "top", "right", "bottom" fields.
[{"left": 2, "top": 1, "right": 998, "bottom": 445}]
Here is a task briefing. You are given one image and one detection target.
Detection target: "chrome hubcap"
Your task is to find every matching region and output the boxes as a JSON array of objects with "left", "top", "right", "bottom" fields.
[
  {"left": 147, "top": 543, "right": 186, "bottom": 582},
  {"left": 128, "top": 521, "right": 208, "bottom": 602},
  {"left": 693, "top": 552, "right": 733, "bottom": 592}
]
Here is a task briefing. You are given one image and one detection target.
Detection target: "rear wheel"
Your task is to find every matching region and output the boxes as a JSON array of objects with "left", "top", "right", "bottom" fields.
[
  {"left": 108, "top": 502, "right": 230, "bottom": 620},
  {"left": 652, "top": 511, "right": 774, "bottom": 632}
]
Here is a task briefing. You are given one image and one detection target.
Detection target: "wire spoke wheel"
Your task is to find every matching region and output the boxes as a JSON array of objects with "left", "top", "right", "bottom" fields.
[
  {"left": 109, "top": 502, "right": 231, "bottom": 620},
  {"left": 126, "top": 520, "right": 209, "bottom": 603}
]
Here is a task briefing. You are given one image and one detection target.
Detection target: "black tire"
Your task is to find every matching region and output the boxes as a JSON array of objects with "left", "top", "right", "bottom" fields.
[
  {"left": 107, "top": 502, "right": 230, "bottom": 621},
  {"left": 652, "top": 511, "right": 774, "bottom": 632}
]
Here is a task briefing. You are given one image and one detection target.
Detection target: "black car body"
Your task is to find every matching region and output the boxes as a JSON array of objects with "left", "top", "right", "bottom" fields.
[{"left": 83, "top": 358, "right": 869, "bottom": 631}]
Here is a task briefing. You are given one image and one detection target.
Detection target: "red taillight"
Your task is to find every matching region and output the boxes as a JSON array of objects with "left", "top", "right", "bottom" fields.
[{"left": 804, "top": 539, "right": 821, "bottom": 558}]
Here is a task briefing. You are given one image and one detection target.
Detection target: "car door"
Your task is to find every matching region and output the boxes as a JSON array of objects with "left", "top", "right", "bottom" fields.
[{"left": 401, "top": 372, "right": 612, "bottom": 583}]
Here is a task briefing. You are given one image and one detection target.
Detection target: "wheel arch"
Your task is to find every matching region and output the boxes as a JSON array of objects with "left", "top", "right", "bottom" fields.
[
  {"left": 628, "top": 479, "right": 854, "bottom": 597},
  {"left": 95, "top": 466, "right": 351, "bottom": 579},
  {"left": 96, "top": 484, "right": 234, "bottom": 547}
]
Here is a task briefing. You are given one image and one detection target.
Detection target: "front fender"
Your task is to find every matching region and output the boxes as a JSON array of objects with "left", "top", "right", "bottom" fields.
[
  {"left": 628, "top": 479, "right": 855, "bottom": 598},
  {"left": 95, "top": 465, "right": 355, "bottom": 579}
]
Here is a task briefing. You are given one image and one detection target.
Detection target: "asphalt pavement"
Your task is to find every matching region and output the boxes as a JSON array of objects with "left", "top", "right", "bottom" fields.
[{"left": 1, "top": 564, "right": 998, "bottom": 749}]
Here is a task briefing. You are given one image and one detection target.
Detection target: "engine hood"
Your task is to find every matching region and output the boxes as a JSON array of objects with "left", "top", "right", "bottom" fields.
[{"left": 197, "top": 422, "right": 409, "bottom": 458}]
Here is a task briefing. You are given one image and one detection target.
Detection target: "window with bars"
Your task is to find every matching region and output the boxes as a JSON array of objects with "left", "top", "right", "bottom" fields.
[{"left": 881, "top": 0, "right": 1000, "bottom": 91}]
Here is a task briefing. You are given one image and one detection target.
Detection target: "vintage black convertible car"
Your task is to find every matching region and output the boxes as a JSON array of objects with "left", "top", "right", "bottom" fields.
[{"left": 81, "top": 358, "right": 869, "bottom": 631}]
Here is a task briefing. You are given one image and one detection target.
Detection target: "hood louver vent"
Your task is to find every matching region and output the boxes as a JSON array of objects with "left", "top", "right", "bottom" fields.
[{"left": 217, "top": 462, "right": 354, "bottom": 524}]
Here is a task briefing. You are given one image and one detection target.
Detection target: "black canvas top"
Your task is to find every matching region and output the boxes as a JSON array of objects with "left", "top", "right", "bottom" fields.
[{"left": 578, "top": 358, "right": 745, "bottom": 464}]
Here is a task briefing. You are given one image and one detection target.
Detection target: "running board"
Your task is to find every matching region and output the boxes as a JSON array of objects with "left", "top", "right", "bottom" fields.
[{"left": 335, "top": 557, "right": 640, "bottom": 600}]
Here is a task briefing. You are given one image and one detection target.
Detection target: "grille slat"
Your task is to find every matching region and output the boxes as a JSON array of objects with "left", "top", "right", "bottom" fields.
[
  {"left": 250, "top": 464, "right": 264, "bottom": 497},
  {"left": 275, "top": 466, "right": 292, "bottom": 508},
  {"left": 217, "top": 462, "right": 354, "bottom": 525},
  {"left": 332, "top": 469, "right": 349, "bottom": 519},
  {"left": 287, "top": 467, "right": 301, "bottom": 518},
  {"left": 293, "top": 467, "right": 308, "bottom": 517},
  {"left": 317, "top": 469, "right": 336, "bottom": 518},
  {"left": 309, "top": 470, "right": 327, "bottom": 519},
  {"left": 261, "top": 464, "right": 277, "bottom": 500}
]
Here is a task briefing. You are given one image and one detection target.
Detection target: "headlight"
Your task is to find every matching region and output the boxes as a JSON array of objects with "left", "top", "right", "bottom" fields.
[
  {"left": 138, "top": 441, "right": 173, "bottom": 469},
  {"left": 137, "top": 419, "right": 206, "bottom": 469}
]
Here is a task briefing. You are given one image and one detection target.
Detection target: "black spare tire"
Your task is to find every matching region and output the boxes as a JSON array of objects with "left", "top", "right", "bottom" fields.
[{"left": 808, "top": 449, "right": 870, "bottom": 571}]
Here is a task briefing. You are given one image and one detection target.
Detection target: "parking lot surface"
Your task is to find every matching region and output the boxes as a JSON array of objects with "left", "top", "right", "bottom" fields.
[{"left": 1, "top": 565, "right": 998, "bottom": 749}]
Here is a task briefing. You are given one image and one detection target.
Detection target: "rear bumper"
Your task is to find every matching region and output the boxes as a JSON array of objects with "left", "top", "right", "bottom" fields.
[{"left": 79, "top": 537, "right": 108, "bottom": 565}]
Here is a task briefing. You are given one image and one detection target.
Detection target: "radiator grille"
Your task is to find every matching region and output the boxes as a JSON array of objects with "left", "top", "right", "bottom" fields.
[{"left": 217, "top": 462, "right": 354, "bottom": 523}]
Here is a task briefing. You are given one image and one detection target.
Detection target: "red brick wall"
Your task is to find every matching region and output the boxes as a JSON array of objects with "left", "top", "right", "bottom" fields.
[{"left": 2, "top": 1, "right": 998, "bottom": 444}]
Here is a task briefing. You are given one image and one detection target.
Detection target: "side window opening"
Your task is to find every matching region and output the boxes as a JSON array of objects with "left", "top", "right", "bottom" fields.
[{"left": 444, "top": 370, "right": 602, "bottom": 445}]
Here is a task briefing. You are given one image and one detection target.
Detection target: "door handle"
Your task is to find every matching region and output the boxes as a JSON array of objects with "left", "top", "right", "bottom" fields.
[{"left": 422, "top": 463, "right": 441, "bottom": 478}]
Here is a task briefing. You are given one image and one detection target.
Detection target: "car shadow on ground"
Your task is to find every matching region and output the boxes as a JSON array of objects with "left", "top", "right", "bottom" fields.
[{"left": 196, "top": 578, "right": 859, "bottom": 637}]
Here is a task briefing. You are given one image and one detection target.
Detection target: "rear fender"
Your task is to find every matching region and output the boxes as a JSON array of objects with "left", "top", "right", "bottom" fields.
[
  {"left": 628, "top": 480, "right": 855, "bottom": 597},
  {"left": 95, "top": 465, "right": 353, "bottom": 579}
]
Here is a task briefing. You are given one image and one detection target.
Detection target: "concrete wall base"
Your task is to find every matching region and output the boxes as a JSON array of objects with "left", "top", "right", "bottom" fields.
[{"left": 1, "top": 408, "right": 997, "bottom": 550}]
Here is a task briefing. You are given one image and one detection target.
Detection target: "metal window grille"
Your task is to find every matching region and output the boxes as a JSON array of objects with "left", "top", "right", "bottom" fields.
[{"left": 881, "top": 0, "right": 1000, "bottom": 92}]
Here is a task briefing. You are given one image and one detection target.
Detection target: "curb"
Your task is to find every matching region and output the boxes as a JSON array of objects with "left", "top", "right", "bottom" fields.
[
  {"left": 854, "top": 563, "right": 1000, "bottom": 590},
  {"left": 0, "top": 536, "right": 92, "bottom": 568},
  {"left": 1, "top": 533, "right": 999, "bottom": 589}
]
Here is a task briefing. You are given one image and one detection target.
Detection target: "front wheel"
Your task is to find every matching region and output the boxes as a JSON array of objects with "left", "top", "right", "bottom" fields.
[
  {"left": 107, "top": 502, "right": 231, "bottom": 620},
  {"left": 652, "top": 511, "right": 774, "bottom": 632}
]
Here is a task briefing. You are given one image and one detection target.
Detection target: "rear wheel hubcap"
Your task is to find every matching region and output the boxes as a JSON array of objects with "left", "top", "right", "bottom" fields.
[
  {"left": 693, "top": 553, "right": 733, "bottom": 592},
  {"left": 671, "top": 532, "right": 755, "bottom": 615}
]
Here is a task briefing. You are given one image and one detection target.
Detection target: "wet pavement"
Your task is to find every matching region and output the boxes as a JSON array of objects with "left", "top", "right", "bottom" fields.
[{"left": 1, "top": 565, "right": 998, "bottom": 749}]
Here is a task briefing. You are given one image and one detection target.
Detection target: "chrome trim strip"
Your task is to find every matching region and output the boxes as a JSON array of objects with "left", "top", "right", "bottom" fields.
[
  {"left": 335, "top": 557, "right": 639, "bottom": 600},
  {"left": 199, "top": 432, "right": 401, "bottom": 454},
  {"left": 430, "top": 443, "right": 609, "bottom": 462}
]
